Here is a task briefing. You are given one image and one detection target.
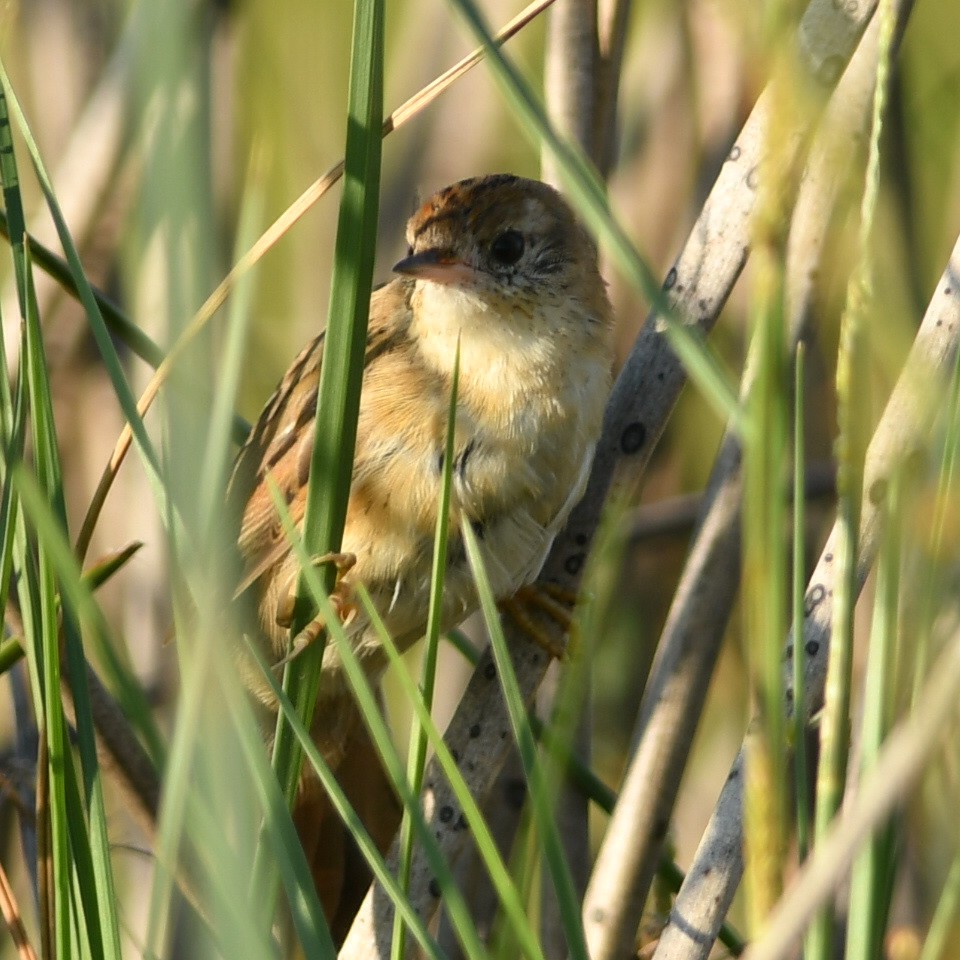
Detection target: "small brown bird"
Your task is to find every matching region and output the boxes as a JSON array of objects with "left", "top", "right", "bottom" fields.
[{"left": 228, "top": 173, "right": 613, "bottom": 940}]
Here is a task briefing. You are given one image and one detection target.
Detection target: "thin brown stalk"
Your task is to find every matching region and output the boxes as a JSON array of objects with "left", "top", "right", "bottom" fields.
[{"left": 0, "top": 858, "right": 39, "bottom": 960}]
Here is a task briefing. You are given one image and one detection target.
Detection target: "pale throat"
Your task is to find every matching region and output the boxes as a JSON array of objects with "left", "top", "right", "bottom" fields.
[{"left": 409, "top": 281, "right": 565, "bottom": 412}]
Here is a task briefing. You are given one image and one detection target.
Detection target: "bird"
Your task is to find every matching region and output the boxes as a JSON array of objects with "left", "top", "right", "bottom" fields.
[{"left": 227, "top": 172, "right": 614, "bottom": 942}]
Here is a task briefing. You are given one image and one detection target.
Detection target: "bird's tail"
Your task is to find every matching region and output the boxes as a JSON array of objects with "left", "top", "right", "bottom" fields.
[{"left": 293, "top": 701, "right": 401, "bottom": 947}]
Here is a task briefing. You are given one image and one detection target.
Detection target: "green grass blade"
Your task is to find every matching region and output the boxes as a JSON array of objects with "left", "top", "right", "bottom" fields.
[
  {"left": 266, "top": 486, "right": 492, "bottom": 960},
  {"left": 265, "top": 3, "right": 384, "bottom": 903},
  {"left": 0, "top": 208, "right": 165, "bottom": 369},
  {"left": 242, "top": 635, "right": 453, "bottom": 960},
  {"left": 489, "top": 803, "right": 538, "bottom": 960},
  {"left": 5, "top": 136, "right": 76, "bottom": 957},
  {"left": 137, "top": 160, "right": 274, "bottom": 959},
  {"left": 392, "top": 343, "right": 461, "bottom": 959},
  {"left": 12, "top": 245, "right": 125, "bottom": 959},
  {"left": 215, "top": 648, "right": 335, "bottom": 959},
  {"left": 142, "top": 619, "right": 282, "bottom": 959},
  {"left": 143, "top": 604, "right": 221, "bottom": 955},
  {"left": 743, "top": 240, "right": 791, "bottom": 928},
  {"left": 920, "top": 851, "right": 960, "bottom": 960},
  {"left": 15, "top": 467, "right": 131, "bottom": 960},
  {"left": 358, "top": 580, "right": 544, "bottom": 960},
  {"left": 81, "top": 541, "right": 144, "bottom": 592},
  {"left": 11, "top": 453, "right": 163, "bottom": 755},
  {"left": 0, "top": 358, "right": 26, "bottom": 644},
  {"left": 808, "top": 1, "right": 895, "bottom": 954},
  {"left": 60, "top": 748, "right": 108, "bottom": 958},
  {"left": 0, "top": 56, "right": 172, "bottom": 539},
  {"left": 846, "top": 473, "right": 903, "bottom": 960},
  {"left": 461, "top": 521, "right": 589, "bottom": 960},
  {"left": 0, "top": 325, "right": 32, "bottom": 682},
  {"left": 0, "top": 637, "right": 23, "bottom": 674},
  {"left": 23, "top": 378, "right": 73, "bottom": 956},
  {"left": 792, "top": 342, "right": 811, "bottom": 862},
  {"left": 198, "top": 155, "right": 265, "bottom": 533}
]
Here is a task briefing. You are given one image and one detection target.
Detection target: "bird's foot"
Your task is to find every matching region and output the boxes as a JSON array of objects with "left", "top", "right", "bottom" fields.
[
  {"left": 275, "top": 552, "right": 358, "bottom": 668},
  {"left": 499, "top": 582, "right": 578, "bottom": 661}
]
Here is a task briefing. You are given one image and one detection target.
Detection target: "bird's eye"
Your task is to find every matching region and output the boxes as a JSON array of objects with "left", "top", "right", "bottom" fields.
[{"left": 490, "top": 230, "right": 525, "bottom": 266}]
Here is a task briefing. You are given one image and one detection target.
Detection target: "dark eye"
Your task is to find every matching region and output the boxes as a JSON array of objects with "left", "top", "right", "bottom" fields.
[{"left": 490, "top": 230, "right": 525, "bottom": 266}]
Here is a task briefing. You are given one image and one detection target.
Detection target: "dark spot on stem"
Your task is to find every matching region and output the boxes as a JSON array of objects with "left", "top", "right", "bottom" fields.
[{"left": 621, "top": 422, "right": 646, "bottom": 454}]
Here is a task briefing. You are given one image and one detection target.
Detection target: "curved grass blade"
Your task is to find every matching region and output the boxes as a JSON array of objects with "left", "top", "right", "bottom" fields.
[
  {"left": 217, "top": 646, "right": 335, "bottom": 960},
  {"left": 0, "top": 58, "right": 168, "bottom": 531},
  {"left": 392, "top": 342, "right": 461, "bottom": 960},
  {"left": 353, "top": 581, "right": 544, "bottom": 960},
  {"left": 461, "top": 522, "right": 589, "bottom": 960},
  {"left": 242, "top": 635, "right": 453, "bottom": 960},
  {"left": 0, "top": 209, "right": 164, "bottom": 368},
  {"left": 264, "top": 486, "right": 491, "bottom": 960}
]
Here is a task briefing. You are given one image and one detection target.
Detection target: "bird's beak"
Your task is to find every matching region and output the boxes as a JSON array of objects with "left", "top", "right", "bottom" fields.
[{"left": 393, "top": 249, "right": 477, "bottom": 286}]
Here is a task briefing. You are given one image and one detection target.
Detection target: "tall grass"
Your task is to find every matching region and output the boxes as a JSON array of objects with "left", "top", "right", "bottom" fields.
[{"left": 1, "top": 0, "right": 960, "bottom": 959}]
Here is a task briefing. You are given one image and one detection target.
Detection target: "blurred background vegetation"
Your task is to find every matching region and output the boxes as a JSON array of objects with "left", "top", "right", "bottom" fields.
[{"left": 2, "top": 0, "right": 960, "bottom": 957}]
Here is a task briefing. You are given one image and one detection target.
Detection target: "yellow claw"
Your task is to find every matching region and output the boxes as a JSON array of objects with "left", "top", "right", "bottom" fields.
[
  {"left": 274, "top": 552, "right": 358, "bottom": 667},
  {"left": 499, "top": 582, "right": 579, "bottom": 661}
]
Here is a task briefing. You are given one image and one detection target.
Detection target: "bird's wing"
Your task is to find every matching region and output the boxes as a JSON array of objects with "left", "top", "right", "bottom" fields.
[
  {"left": 513, "top": 440, "right": 596, "bottom": 589},
  {"left": 228, "top": 281, "right": 412, "bottom": 596}
]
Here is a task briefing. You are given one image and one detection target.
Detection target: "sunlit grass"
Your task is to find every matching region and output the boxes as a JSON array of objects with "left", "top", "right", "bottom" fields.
[{"left": 2, "top": 0, "right": 960, "bottom": 958}]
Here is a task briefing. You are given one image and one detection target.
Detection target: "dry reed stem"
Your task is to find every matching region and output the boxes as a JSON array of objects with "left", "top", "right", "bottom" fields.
[
  {"left": 652, "top": 224, "right": 960, "bottom": 960},
  {"left": 583, "top": 8, "right": 897, "bottom": 960},
  {"left": 743, "top": 630, "right": 960, "bottom": 960}
]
